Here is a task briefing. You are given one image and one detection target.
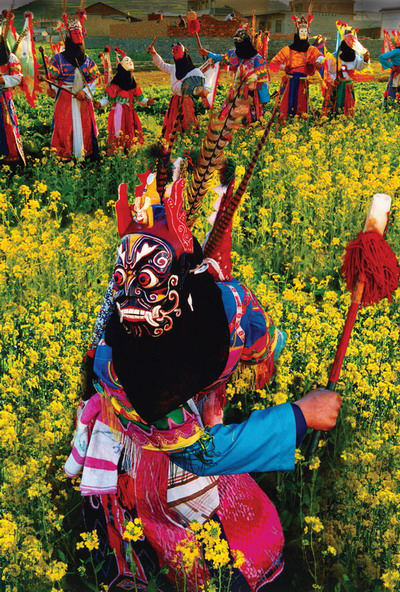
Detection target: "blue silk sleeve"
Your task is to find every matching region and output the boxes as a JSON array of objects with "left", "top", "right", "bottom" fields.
[
  {"left": 208, "top": 52, "right": 223, "bottom": 63},
  {"left": 170, "top": 402, "right": 297, "bottom": 475}
]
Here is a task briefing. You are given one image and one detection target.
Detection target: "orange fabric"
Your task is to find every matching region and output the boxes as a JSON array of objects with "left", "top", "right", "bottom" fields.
[{"left": 270, "top": 45, "right": 322, "bottom": 74}]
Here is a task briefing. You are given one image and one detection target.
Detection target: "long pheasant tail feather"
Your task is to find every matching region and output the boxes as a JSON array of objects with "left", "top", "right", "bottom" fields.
[
  {"left": 12, "top": 26, "right": 28, "bottom": 53},
  {"left": 186, "top": 79, "right": 252, "bottom": 227},
  {"left": 204, "top": 91, "right": 283, "bottom": 256}
]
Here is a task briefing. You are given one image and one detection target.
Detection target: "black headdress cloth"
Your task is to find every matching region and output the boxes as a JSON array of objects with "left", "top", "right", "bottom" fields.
[{"left": 110, "top": 63, "right": 137, "bottom": 90}]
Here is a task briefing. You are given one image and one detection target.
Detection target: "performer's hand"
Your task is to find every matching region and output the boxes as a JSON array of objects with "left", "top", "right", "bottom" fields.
[
  {"left": 93, "top": 100, "right": 101, "bottom": 109},
  {"left": 284, "top": 64, "right": 291, "bottom": 73},
  {"left": 147, "top": 98, "right": 155, "bottom": 106},
  {"left": 364, "top": 51, "right": 370, "bottom": 63},
  {"left": 294, "top": 389, "right": 342, "bottom": 431},
  {"left": 47, "top": 88, "right": 56, "bottom": 99},
  {"left": 76, "top": 90, "right": 87, "bottom": 101},
  {"left": 305, "top": 62, "right": 316, "bottom": 76},
  {"left": 0, "top": 75, "right": 4, "bottom": 84},
  {"left": 199, "top": 48, "right": 209, "bottom": 57},
  {"left": 147, "top": 45, "right": 156, "bottom": 54}
]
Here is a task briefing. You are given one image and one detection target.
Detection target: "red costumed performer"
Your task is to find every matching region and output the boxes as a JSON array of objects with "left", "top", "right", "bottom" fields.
[
  {"left": 95, "top": 48, "right": 154, "bottom": 151},
  {"left": 47, "top": 9, "right": 100, "bottom": 159},
  {"left": 148, "top": 42, "right": 209, "bottom": 142},
  {"left": 0, "top": 10, "right": 25, "bottom": 165}
]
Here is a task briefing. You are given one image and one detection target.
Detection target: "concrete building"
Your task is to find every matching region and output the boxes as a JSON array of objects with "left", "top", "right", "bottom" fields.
[
  {"left": 380, "top": 6, "right": 400, "bottom": 36},
  {"left": 85, "top": 2, "right": 137, "bottom": 37}
]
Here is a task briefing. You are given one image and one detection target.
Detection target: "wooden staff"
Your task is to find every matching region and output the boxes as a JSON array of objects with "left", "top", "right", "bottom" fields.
[
  {"left": 39, "top": 75, "right": 78, "bottom": 97},
  {"left": 38, "top": 46, "right": 54, "bottom": 93},
  {"left": 308, "top": 194, "right": 398, "bottom": 456},
  {"left": 148, "top": 36, "right": 157, "bottom": 52}
]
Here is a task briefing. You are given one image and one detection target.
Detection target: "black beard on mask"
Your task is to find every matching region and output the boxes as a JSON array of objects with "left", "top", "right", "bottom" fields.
[
  {"left": 0, "top": 38, "right": 9, "bottom": 66},
  {"left": 339, "top": 40, "right": 356, "bottom": 62},
  {"left": 174, "top": 51, "right": 195, "bottom": 80},
  {"left": 105, "top": 238, "right": 230, "bottom": 423},
  {"left": 234, "top": 37, "right": 258, "bottom": 59},
  {"left": 63, "top": 35, "right": 86, "bottom": 66},
  {"left": 110, "top": 63, "right": 137, "bottom": 91},
  {"left": 289, "top": 33, "right": 310, "bottom": 52}
]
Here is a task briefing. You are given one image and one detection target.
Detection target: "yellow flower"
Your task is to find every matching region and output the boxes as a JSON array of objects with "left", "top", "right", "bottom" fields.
[
  {"left": 76, "top": 530, "right": 99, "bottom": 551},
  {"left": 46, "top": 561, "right": 67, "bottom": 582},
  {"left": 122, "top": 518, "right": 144, "bottom": 542}
]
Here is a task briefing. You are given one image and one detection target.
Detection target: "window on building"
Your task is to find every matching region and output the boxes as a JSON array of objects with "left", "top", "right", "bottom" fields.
[{"left": 276, "top": 20, "right": 282, "bottom": 33}]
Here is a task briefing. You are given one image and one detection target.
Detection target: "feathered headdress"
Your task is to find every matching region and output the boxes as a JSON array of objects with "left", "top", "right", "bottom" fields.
[
  {"left": 62, "top": 9, "right": 87, "bottom": 38},
  {"left": 292, "top": 13, "right": 313, "bottom": 33}
]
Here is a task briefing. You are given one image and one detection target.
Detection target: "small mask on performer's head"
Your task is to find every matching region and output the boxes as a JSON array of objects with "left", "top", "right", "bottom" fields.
[
  {"left": 172, "top": 43, "right": 185, "bottom": 60},
  {"left": 120, "top": 56, "right": 134, "bottom": 72},
  {"left": 67, "top": 20, "right": 84, "bottom": 44},
  {"left": 233, "top": 27, "right": 249, "bottom": 44},
  {"left": 298, "top": 23, "right": 309, "bottom": 40}
]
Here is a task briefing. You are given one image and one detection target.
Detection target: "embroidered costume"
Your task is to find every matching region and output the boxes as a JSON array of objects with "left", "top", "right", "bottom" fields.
[
  {"left": 322, "top": 22, "right": 372, "bottom": 118},
  {"left": 205, "top": 27, "right": 270, "bottom": 122},
  {"left": 270, "top": 13, "right": 324, "bottom": 120},
  {"left": 66, "top": 166, "right": 308, "bottom": 592},
  {"left": 379, "top": 30, "right": 400, "bottom": 107},
  {"left": 151, "top": 44, "right": 209, "bottom": 142},
  {"left": 97, "top": 49, "right": 153, "bottom": 150},
  {"left": 47, "top": 10, "right": 99, "bottom": 159},
  {"left": 0, "top": 12, "right": 25, "bottom": 164}
]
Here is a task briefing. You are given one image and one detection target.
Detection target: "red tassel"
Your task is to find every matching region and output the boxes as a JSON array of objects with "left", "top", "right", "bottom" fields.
[
  {"left": 188, "top": 19, "right": 200, "bottom": 34},
  {"left": 256, "top": 354, "right": 275, "bottom": 389},
  {"left": 342, "top": 230, "right": 399, "bottom": 307}
]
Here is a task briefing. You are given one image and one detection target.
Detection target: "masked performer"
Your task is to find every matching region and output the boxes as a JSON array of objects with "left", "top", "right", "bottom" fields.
[
  {"left": 47, "top": 10, "right": 99, "bottom": 159},
  {"left": 0, "top": 10, "right": 25, "bottom": 165},
  {"left": 95, "top": 49, "right": 154, "bottom": 151},
  {"left": 322, "top": 23, "right": 371, "bottom": 118},
  {"left": 65, "top": 168, "right": 341, "bottom": 591},
  {"left": 269, "top": 14, "right": 324, "bottom": 120},
  {"left": 199, "top": 26, "right": 270, "bottom": 122},
  {"left": 148, "top": 43, "right": 209, "bottom": 142},
  {"left": 379, "top": 30, "right": 400, "bottom": 107}
]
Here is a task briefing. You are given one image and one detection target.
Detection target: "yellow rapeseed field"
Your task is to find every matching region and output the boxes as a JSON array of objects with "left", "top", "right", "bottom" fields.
[{"left": 0, "top": 76, "right": 399, "bottom": 592}]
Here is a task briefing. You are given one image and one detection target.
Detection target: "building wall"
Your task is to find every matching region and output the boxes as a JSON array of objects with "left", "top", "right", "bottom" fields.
[
  {"left": 109, "top": 14, "right": 237, "bottom": 39},
  {"left": 291, "top": 0, "right": 354, "bottom": 14},
  {"left": 381, "top": 11, "right": 400, "bottom": 36},
  {"left": 86, "top": 14, "right": 128, "bottom": 36}
]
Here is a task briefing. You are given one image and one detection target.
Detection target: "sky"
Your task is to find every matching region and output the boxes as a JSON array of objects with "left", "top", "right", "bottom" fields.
[{"left": 3, "top": 0, "right": 398, "bottom": 11}]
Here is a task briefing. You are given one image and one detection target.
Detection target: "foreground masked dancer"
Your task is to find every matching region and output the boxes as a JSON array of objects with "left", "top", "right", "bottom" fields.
[
  {"left": 47, "top": 10, "right": 99, "bottom": 159},
  {"left": 65, "top": 166, "right": 342, "bottom": 591},
  {"left": 148, "top": 43, "right": 209, "bottom": 142},
  {"left": 322, "top": 23, "right": 371, "bottom": 118},
  {"left": 95, "top": 48, "right": 154, "bottom": 151},
  {"left": 379, "top": 30, "right": 400, "bottom": 107},
  {"left": 0, "top": 10, "right": 25, "bottom": 165},
  {"left": 270, "top": 14, "right": 324, "bottom": 120},
  {"left": 199, "top": 26, "right": 270, "bottom": 122}
]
